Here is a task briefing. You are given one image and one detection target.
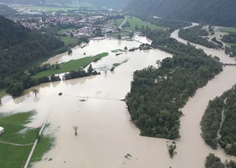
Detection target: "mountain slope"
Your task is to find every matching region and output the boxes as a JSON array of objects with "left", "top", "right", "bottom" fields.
[
  {"left": 0, "top": 16, "right": 64, "bottom": 77},
  {"left": 125, "top": 0, "right": 236, "bottom": 26}
]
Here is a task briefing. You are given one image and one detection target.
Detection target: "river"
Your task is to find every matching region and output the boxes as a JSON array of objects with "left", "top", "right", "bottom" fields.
[{"left": 1, "top": 28, "right": 236, "bottom": 168}]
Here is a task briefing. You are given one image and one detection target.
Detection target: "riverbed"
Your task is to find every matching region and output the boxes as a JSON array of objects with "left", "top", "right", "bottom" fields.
[{"left": 1, "top": 27, "right": 236, "bottom": 168}]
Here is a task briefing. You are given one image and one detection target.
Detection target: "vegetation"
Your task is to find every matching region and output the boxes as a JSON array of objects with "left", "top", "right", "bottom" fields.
[
  {"left": 201, "top": 85, "right": 236, "bottom": 156},
  {"left": 33, "top": 52, "right": 108, "bottom": 78},
  {"left": 137, "top": 16, "right": 191, "bottom": 32},
  {"left": 125, "top": 0, "right": 236, "bottom": 27},
  {"left": 179, "top": 26, "right": 219, "bottom": 48},
  {"left": 126, "top": 29, "right": 222, "bottom": 139},
  {"left": 205, "top": 154, "right": 225, "bottom": 168},
  {"left": 117, "top": 16, "right": 164, "bottom": 31},
  {"left": 222, "top": 33, "right": 236, "bottom": 44},
  {"left": 167, "top": 141, "right": 177, "bottom": 158},
  {"left": 205, "top": 153, "right": 236, "bottom": 168},
  {"left": 221, "top": 27, "right": 236, "bottom": 33},
  {"left": 63, "top": 64, "right": 100, "bottom": 80},
  {"left": 225, "top": 45, "right": 236, "bottom": 57},
  {"left": 0, "top": 111, "right": 54, "bottom": 168},
  {"left": 0, "top": 16, "right": 64, "bottom": 78}
]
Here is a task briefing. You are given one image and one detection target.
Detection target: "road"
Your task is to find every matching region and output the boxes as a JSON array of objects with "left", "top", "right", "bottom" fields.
[{"left": 119, "top": 15, "right": 127, "bottom": 29}]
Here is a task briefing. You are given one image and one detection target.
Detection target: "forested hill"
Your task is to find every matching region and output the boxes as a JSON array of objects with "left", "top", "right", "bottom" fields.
[
  {"left": 125, "top": 0, "right": 236, "bottom": 27},
  {"left": 0, "top": 5, "right": 18, "bottom": 16},
  {"left": 0, "top": 15, "right": 64, "bottom": 77},
  {"left": 82, "top": 0, "right": 127, "bottom": 8}
]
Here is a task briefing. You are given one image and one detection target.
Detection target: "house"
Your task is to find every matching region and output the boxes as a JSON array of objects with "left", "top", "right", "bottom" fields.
[{"left": 0, "top": 126, "right": 4, "bottom": 135}]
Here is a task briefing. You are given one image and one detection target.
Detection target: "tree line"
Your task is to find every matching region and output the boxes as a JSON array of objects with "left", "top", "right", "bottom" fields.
[
  {"left": 205, "top": 153, "right": 236, "bottom": 168},
  {"left": 201, "top": 85, "right": 236, "bottom": 156},
  {"left": 125, "top": 28, "right": 222, "bottom": 139},
  {"left": 178, "top": 26, "right": 220, "bottom": 49}
]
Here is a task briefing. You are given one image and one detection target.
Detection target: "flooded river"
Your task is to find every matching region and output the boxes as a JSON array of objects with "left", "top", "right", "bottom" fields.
[{"left": 1, "top": 29, "right": 236, "bottom": 168}]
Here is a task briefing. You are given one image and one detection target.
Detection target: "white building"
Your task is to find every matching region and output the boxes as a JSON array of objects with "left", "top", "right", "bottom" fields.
[{"left": 0, "top": 126, "right": 4, "bottom": 135}]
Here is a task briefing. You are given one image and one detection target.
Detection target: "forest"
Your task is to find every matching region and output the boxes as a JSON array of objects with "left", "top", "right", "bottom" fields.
[
  {"left": 138, "top": 16, "right": 191, "bottom": 33},
  {"left": 0, "top": 16, "right": 65, "bottom": 96},
  {"left": 178, "top": 26, "right": 219, "bottom": 49},
  {"left": 225, "top": 46, "right": 236, "bottom": 57},
  {"left": 125, "top": 29, "right": 222, "bottom": 139},
  {"left": 205, "top": 153, "right": 236, "bottom": 168},
  {"left": 201, "top": 85, "right": 236, "bottom": 156},
  {"left": 125, "top": 0, "right": 236, "bottom": 27},
  {"left": 222, "top": 33, "right": 236, "bottom": 44}
]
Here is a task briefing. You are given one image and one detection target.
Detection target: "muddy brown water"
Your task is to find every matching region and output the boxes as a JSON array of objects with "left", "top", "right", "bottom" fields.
[{"left": 1, "top": 32, "right": 236, "bottom": 168}]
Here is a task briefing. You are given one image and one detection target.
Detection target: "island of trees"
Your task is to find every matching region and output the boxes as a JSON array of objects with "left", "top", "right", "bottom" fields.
[
  {"left": 201, "top": 85, "right": 236, "bottom": 156},
  {"left": 125, "top": 27, "right": 222, "bottom": 139},
  {"left": 178, "top": 25, "right": 220, "bottom": 49},
  {"left": 205, "top": 153, "right": 236, "bottom": 168}
]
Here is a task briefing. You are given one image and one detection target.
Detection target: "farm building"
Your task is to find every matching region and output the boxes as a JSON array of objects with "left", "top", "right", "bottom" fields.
[{"left": 0, "top": 126, "right": 4, "bottom": 135}]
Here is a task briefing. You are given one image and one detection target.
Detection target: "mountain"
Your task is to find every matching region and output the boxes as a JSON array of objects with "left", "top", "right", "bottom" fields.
[
  {"left": 125, "top": 0, "right": 236, "bottom": 27},
  {"left": 0, "top": 15, "right": 64, "bottom": 77},
  {"left": 82, "top": 0, "right": 128, "bottom": 8},
  {"left": 0, "top": 5, "right": 18, "bottom": 16}
]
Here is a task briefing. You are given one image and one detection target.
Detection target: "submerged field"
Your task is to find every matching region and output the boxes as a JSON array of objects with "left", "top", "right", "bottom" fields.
[
  {"left": 0, "top": 112, "right": 53, "bottom": 168},
  {"left": 33, "top": 52, "right": 109, "bottom": 78}
]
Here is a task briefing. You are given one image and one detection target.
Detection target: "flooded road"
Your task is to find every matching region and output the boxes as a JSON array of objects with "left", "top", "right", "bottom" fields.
[{"left": 1, "top": 27, "right": 236, "bottom": 168}]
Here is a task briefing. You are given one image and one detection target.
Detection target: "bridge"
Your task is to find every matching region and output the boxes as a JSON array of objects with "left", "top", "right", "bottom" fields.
[
  {"left": 221, "top": 62, "right": 236, "bottom": 66},
  {"left": 63, "top": 95, "right": 125, "bottom": 102}
]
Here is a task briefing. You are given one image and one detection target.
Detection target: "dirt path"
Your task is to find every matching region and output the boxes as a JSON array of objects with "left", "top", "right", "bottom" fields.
[{"left": 0, "top": 140, "right": 33, "bottom": 146}]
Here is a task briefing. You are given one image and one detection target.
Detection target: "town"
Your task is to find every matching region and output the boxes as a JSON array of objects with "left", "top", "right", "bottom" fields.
[{"left": 0, "top": 2, "right": 127, "bottom": 39}]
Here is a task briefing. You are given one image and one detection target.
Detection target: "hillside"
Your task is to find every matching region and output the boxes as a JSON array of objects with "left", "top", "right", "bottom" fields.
[
  {"left": 0, "top": 5, "right": 18, "bottom": 16},
  {"left": 125, "top": 0, "right": 236, "bottom": 27},
  {"left": 0, "top": 15, "right": 64, "bottom": 77}
]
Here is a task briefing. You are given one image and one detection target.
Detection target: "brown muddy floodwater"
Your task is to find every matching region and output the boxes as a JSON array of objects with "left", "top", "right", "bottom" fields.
[{"left": 1, "top": 32, "right": 236, "bottom": 168}]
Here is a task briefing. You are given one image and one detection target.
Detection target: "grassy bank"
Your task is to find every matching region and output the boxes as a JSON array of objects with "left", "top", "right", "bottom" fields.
[
  {"left": 58, "top": 28, "right": 75, "bottom": 34},
  {"left": 118, "top": 16, "right": 164, "bottom": 31},
  {"left": 221, "top": 27, "right": 236, "bottom": 33},
  {"left": 57, "top": 36, "right": 79, "bottom": 46},
  {"left": 0, "top": 89, "right": 6, "bottom": 99},
  {"left": 33, "top": 52, "right": 109, "bottom": 78},
  {"left": 0, "top": 111, "right": 54, "bottom": 168}
]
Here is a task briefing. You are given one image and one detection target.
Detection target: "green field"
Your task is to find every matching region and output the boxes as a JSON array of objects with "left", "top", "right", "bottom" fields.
[
  {"left": 28, "top": 6, "right": 75, "bottom": 12},
  {"left": 58, "top": 28, "right": 75, "bottom": 34},
  {"left": 33, "top": 52, "right": 109, "bottom": 78},
  {"left": 107, "top": 31, "right": 130, "bottom": 37},
  {"left": 114, "top": 18, "right": 125, "bottom": 27},
  {"left": 116, "top": 16, "right": 164, "bottom": 31},
  {"left": 220, "top": 27, "right": 236, "bottom": 33},
  {"left": 0, "top": 89, "right": 6, "bottom": 99},
  {"left": 0, "top": 112, "right": 53, "bottom": 168},
  {"left": 58, "top": 36, "right": 79, "bottom": 46}
]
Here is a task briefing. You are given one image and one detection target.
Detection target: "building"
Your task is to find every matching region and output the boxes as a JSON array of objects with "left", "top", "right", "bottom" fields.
[{"left": 0, "top": 126, "right": 4, "bottom": 135}]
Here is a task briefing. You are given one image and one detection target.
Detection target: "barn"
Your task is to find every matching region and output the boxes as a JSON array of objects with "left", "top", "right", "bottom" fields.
[{"left": 0, "top": 126, "right": 4, "bottom": 135}]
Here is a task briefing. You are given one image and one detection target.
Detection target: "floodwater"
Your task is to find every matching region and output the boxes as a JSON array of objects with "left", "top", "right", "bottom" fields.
[
  {"left": 1, "top": 27, "right": 236, "bottom": 168},
  {"left": 44, "top": 37, "right": 147, "bottom": 65}
]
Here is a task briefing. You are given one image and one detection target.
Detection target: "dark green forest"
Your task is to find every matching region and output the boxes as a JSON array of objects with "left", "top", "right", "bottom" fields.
[
  {"left": 0, "top": 5, "right": 18, "bottom": 16},
  {"left": 205, "top": 153, "right": 236, "bottom": 168},
  {"left": 178, "top": 26, "right": 218, "bottom": 48},
  {"left": 125, "top": 28, "right": 222, "bottom": 139},
  {"left": 222, "top": 33, "right": 236, "bottom": 44},
  {"left": 125, "top": 0, "right": 236, "bottom": 27},
  {"left": 201, "top": 85, "right": 236, "bottom": 156},
  {"left": 0, "top": 16, "right": 64, "bottom": 96}
]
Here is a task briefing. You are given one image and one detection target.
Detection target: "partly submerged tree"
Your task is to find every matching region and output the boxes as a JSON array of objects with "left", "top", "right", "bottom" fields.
[
  {"left": 73, "top": 125, "right": 79, "bottom": 136},
  {"left": 32, "top": 88, "right": 39, "bottom": 97},
  {"left": 87, "top": 64, "right": 93, "bottom": 75},
  {"left": 156, "top": 60, "right": 161, "bottom": 67}
]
